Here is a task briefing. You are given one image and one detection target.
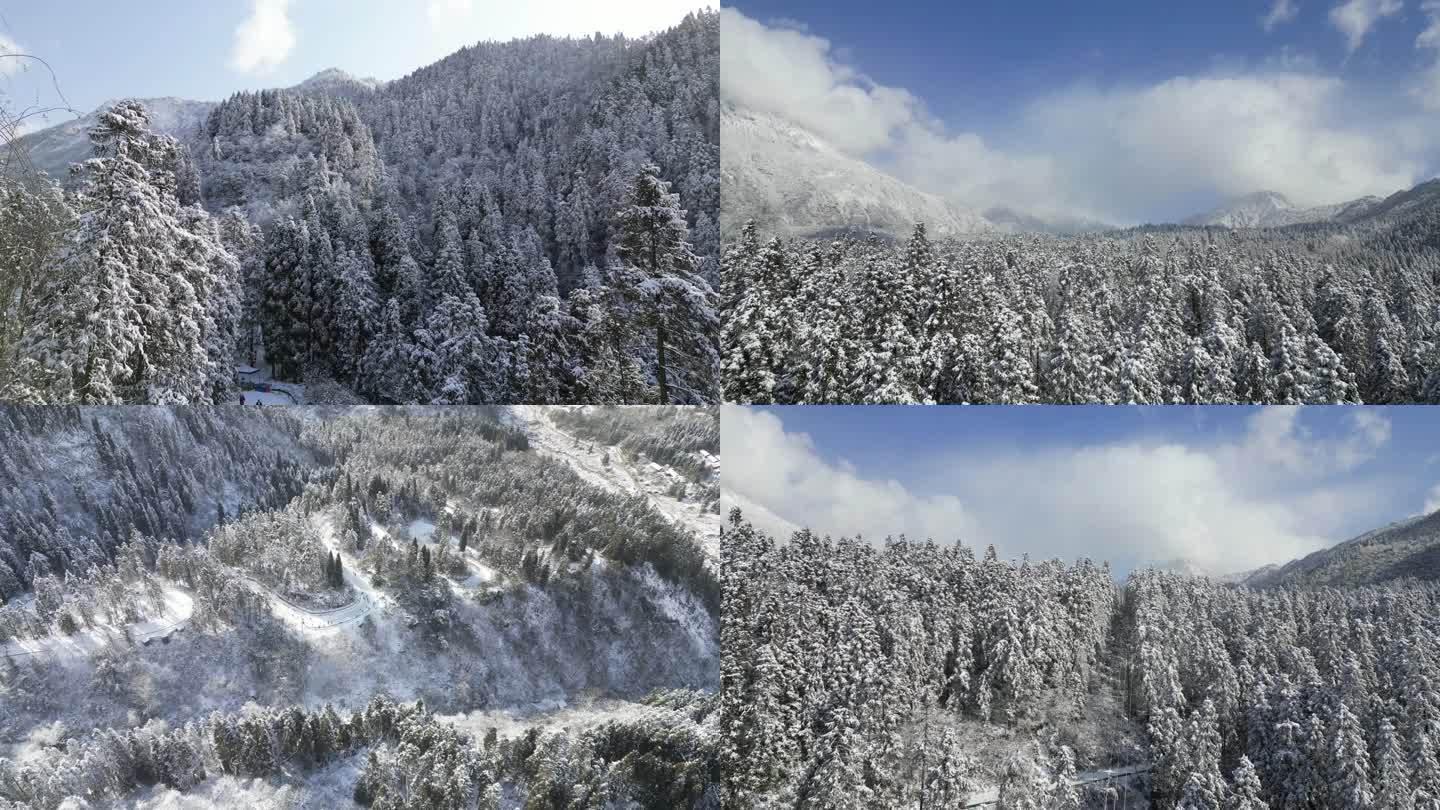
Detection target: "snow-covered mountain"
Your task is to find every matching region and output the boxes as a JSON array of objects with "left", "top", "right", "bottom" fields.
[
  {"left": 1153, "top": 557, "right": 1212, "bottom": 578},
  {"left": 984, "top": 205, "right": 1114, "bottom": 235},
  {"left": 293, "top": 67, "right": 384, "bottom": 99},
  {"left": 720, "top": 102, "right": 995, "bottom": 240},
  {"left": 1183, "top": 190, "right": 1384, "bottom": 228},
  {"left": 15, "top": 96, "right": 214, "bottom": 181},
  {"left": 1244, "top": 509, "right": 1440, "bottom": 588},
  {"left": 11, "top": 68, "right": 378, "bottom": 182}
]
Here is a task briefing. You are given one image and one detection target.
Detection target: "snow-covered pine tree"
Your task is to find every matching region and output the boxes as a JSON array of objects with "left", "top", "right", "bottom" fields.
[
  {"left": 609, "top": 163, "right": 717, "bottom": 403},
  {"left": 11, "top": 101, "right": 240, "bottom": 404}
]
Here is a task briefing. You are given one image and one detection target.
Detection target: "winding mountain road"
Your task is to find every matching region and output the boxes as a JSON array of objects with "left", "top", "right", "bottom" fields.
[{"left": 507, "top": 405, "right": 720, "bottom": 559}]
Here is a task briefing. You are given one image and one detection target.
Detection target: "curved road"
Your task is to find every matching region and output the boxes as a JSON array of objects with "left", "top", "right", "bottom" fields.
[{"left": 508, "top": 405, "right": 721, "bottom": 559}]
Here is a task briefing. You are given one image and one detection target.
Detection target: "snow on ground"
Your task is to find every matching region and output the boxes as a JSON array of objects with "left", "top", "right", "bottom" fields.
[
  {"left": 0, "top": 588, "right": 193, "bottom": 662},
  {"left": 635, "top": 563, "right": 717, "bottom": 661},
  {"left": 123, "top": 754, "right": 363, "bottom": 809},
  {"left": 407, "top": 518, "right": 435, "bottom": 542},
  {"left": 235, "top": 346, "right": 306, "bottom": 404},
  {"left": 241, "top": 572, "right": 376, "bottom": 633},
  {"left": 507, "top": 405, "right": 720, "bottom": 559},
  {"left": 374, "top": 517, "right": 501, "bottom": 590},
  {"left": 437, "top": 694, "right": 658, "bottom": 742},
  {"left": 239, "top": 389, "right": 295, "bottom": 406}
]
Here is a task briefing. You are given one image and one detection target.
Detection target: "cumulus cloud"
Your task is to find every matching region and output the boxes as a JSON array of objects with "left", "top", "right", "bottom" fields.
[
  {"left": 721, "top": 6, "right": 1429, "bottom": 224},
  {"left": 719, "top": 7, "right": 919, "bottom": 155},
  {"left": 1263, "top": 0, "right": 1302, "bottom": 31},
  {"left": 720, "top": 406, "right": 976, "bottom": 544},
  {"left": 0, "top": 33, "right": 24, "bottom": 76},
  {"left": 230, "top": 0, "right": 296, "bottom": 74},
  {"left": 725, "top": 407, "right": 1393, "bottom": 576},
  {"left": 950, "top": 71, "right": 1418, "bottom": 217},
  {"left": 1330, "top": 0, "right": 1403, "bottom": 53}
]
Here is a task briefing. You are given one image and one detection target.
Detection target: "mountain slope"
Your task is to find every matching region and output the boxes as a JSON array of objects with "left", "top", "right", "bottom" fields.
[
  {"left": 1183, "top": 190, "right": 1384, "bottom": 228},
  {"left": 721, "top": 102, "right": 994, "bottom": 240},
  {"left": 1248, "top": 509, "right": 1440, "bottom": 587},
  {"left": 294, "top": 67, "right": 383, "bottom": 99},
  {"left": 10, "top": 66, "right": 372, "bottom": 183},
  {"left": 15, "top": 97, "right": 214, "bottom": 181}
]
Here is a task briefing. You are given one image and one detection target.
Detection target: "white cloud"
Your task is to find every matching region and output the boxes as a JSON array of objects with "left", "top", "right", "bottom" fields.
[
  {"left": 719, "top": 7, "right": 919, "bottom": 155},
  {"left": 0, "top": 32, "right": 25, "bottom": 76},
  {"left": 1263, "top": 0, "right": 1302, "bottom": 31},
  {"left": 725, "top": 406, "right": 1394, "bottom": 576},
  {"left": 720, "top": 406, "right": 976, "bottom": 545},
  {"left": 1414, "top": 1, "right": 1440, "bottom": 110},
  {"left": 1215, "top": 406, "right": 1389, "bottom": 477},
  {"left": 1424, "top": 483, "right": 1440, "bottom": 514},
  {"left": 955, "top": 71, "right": 1419, "bottom": 217},
  {"left": 721, "top": 6, "right": 1429, "bottom": 224},
  {"left": 230, "top": 0, "right": 296, "bottom": 74},
  {"left": 1329, "top": 0, "right": 1403, "bottom": 53},
  {"left": 427, "top": 0, "right": 474, "bottom": 30}
]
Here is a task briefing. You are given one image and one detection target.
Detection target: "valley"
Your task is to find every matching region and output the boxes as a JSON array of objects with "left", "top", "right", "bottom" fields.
[{"left": 0, "top": 405, "right": 721, "bottom": 808}]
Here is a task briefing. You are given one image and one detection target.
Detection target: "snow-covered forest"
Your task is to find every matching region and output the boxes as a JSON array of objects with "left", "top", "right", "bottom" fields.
[
  {"left": 0, "top": 10, "right": 718, "bottom": 405},
  {"left": 0, "top": 405, "right": 720, "bottom": 808},
  {"left": 722, "top": 197, "right": 1440, "bottom": 403},
  {"left": 720, "top": 510, "right": 1440, "bottom": 809}
]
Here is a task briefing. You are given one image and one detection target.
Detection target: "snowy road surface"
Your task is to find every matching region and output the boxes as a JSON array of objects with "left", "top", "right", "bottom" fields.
[
  {"left": 0, "top": 588, "right": 193, "bottom": 661},
  {"left": 241, "top": 571, "right": 376, "bottom": 632},
  {"left": 507, "top": 406, "right": 720, "bottom": 559},
  {"left": 241, "top": 389, "right": 296, "bottom": 406}
]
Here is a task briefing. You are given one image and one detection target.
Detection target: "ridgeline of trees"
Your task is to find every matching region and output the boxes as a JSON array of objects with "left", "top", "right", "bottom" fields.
[{"left": 723, "top": 208, "right": 1440, "bottom": 404}]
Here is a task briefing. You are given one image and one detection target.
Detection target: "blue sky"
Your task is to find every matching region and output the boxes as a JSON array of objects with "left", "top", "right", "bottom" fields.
[
  {"left": 0, "top": 1, "right": 702, "bottom": 134},
  {"left": 722, "top": 405, "right": 1439, "bottom": 576},
  {"left": 723, "top": 0, "right": 1440, "bottom": 223}
]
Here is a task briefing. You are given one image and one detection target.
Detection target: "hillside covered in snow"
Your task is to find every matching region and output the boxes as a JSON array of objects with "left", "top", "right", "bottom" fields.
[
  {"left": 723, "top": 170, "right": 1440, "bottom": 405},
  {"left": 1, "top": 11, "right": 719, "bottom": 406},
  {"left": 0, "top": 405, "right": 720, "bottom": 808},
  {"left": 722, "top": 509, "right": 1440, "bottom": 808},
  {"left": 720, "top": 102, "right": 994, "bottom": 241}
]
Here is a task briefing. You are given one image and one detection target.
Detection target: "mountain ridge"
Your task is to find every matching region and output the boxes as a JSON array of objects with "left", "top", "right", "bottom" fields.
[
  {"left": 13, "top": 67, "right": 383, "bottom": 182},
  {"left": 720, "top": 102, "right": 996, "bottom": 241},
  {"left": 1183, "top": 189, "right": 1386, "bottom": 228}
]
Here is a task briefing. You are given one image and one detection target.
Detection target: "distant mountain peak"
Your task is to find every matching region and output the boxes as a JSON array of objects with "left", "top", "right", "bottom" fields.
[
  {"left": 720, "top": 102, "right": 995, "bottom": 240},
  {"left": 1183, "top": 189, "right": 1384, "bottom": 229},
  {"left": 296, "top": 68, "right": 382, "bottom": 92},
  {"left": 1229, "top": 190, "right": 1293, "bottom": 208}
]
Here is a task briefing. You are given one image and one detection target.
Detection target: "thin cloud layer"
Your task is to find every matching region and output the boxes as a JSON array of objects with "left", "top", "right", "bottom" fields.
[
  {"left": 1416, "top": 1, "right": 1440, "bottom": 109},
  {"left": 1329, "top": 0, "right": 1402, "bottom": 53},
  {"left": 724, "top": 407, "right": 1395, "bottom": 576},
  {"left": 1263, "top": 0, "right": 1302, "bottom": 32},
  {"left": 230, "top": 0, "right": 296, "bottom": 74},
  {"left": 721, "top": 6, "right": 1436, "bottom": 223},
  {"left": 0, "top": 33, "right": 24, "bottom": 77}
]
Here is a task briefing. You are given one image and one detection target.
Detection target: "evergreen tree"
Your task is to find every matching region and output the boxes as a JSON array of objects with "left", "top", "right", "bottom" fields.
[{"left": 609, "top": 164, "right": 717, "bottom": 403}]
